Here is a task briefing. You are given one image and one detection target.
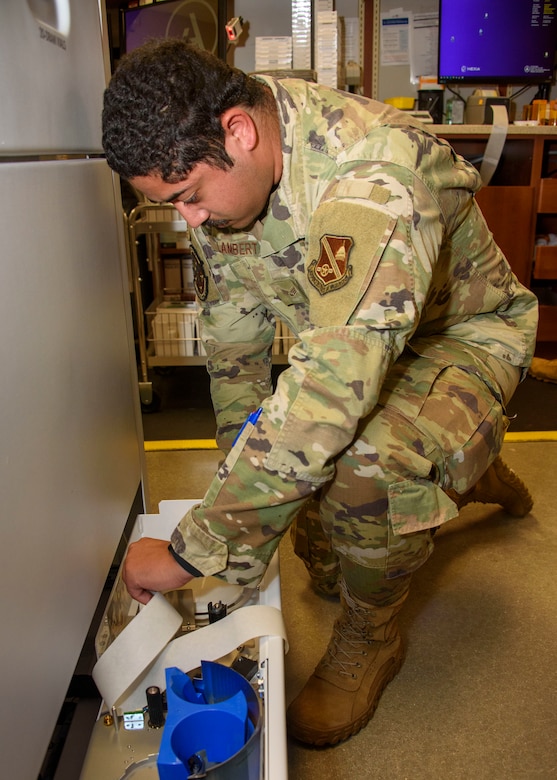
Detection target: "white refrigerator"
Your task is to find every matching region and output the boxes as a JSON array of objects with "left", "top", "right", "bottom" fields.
[{"left": 0, "top": 2, "right": 144, "bottom": 778}]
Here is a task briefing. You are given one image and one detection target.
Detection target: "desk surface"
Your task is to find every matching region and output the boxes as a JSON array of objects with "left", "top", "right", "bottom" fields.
[{"left": 430, "top": 123, "right": 557, "bottom": 137}]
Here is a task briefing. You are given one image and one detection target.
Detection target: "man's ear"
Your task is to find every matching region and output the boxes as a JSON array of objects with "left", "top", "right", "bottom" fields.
[{"left": 220, "top": 108, "right": 258, "bottom": 151}]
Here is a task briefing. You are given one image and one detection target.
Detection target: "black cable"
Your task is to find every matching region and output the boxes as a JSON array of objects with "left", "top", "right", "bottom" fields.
[{"left": 445, "top": 84, "right": 466, "bottom": 104}]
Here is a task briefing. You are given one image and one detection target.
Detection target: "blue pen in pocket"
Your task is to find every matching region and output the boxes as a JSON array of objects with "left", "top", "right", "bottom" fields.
[{"left": 232, "top": 407, "right": 263, "bottom": 446}]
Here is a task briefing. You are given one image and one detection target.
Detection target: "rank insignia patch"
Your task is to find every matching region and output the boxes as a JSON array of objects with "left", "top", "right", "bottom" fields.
[
  {"left": 307, "top": 234, "right": 353, "bottom": 295},
  {"left": 191, "top": 246, "right": 209, "bottom": 301}
]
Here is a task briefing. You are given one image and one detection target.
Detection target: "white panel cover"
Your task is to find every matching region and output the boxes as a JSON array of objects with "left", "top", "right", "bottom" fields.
[
  {"left": 0, "top": 0, "right": 108, "bottom": 153},
  {"left": 0, "top": 158, "right": 142, "bottom": 779}
]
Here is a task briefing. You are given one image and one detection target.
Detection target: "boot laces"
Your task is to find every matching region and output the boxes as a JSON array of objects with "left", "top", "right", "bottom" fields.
[{"left": 322, "top": 618, "right": 372, "bottom": 678}]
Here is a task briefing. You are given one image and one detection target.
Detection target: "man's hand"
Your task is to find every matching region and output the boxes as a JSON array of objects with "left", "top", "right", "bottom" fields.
[{"left": 122, "top": 537, "right": 194, "bottom": 604}]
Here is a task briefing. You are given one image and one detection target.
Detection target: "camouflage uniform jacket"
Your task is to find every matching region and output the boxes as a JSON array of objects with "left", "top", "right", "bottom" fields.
[{"left": 170, "top": 77, "right": 538, "bottom": 586}]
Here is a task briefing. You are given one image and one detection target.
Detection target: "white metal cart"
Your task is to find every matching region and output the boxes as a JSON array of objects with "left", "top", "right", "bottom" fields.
[
  {"left": 127, "top": 202, "right": 206, "bottom": 413},
  {"left": 127, "top": 202, "right": 299, "bottom": 413}
]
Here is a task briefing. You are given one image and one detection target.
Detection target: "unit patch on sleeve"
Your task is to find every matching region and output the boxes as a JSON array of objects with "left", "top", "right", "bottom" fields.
[
  {"left": 191, "top": 246, "right": 209, "bottom": 301},
  {"left": 306, "top": 198, "right": 396, "bottom": 326},
  {"left": 308, "top": 235, "right": 354, "bottom": 295}
]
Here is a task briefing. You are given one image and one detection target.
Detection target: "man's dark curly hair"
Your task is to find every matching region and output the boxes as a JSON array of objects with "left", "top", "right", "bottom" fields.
[{"left": 102, "top": 39, "right": 273, "bottom": 182}]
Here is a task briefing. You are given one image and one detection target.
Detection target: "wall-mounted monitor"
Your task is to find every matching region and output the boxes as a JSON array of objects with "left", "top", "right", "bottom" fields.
[
  {"left": 122, "top": 0, "right": 229, "bottom": 60},
  {"left": 438, "top": 0, "right": 557, "bottom": 85}
]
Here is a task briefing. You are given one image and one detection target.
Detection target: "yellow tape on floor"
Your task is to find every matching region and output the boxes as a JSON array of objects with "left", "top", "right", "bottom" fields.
[
  {"left": 503, "top": 431, "right": 557, "bottom": 443},
  {"left": 144, "top": 432, "right": 557, "bottom": 452},
  {"left": 144, "top": 439, "right": 218, "bottom": 451}
]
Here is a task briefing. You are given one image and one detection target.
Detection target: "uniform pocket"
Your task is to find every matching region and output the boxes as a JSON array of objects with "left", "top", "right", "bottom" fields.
[{"left": 388, "top": 477, "right": 459, "bottom": 536}]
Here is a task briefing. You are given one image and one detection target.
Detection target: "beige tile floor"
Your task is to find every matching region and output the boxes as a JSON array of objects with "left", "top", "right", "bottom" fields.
[{"left": 144, "top": 440, "right": 557, "bottom": 780}]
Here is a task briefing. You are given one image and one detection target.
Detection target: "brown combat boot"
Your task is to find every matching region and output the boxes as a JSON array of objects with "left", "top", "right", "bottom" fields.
[
  {"left": 287, "top": 580, "right": 407, "bottom": 746},
  {"left": 528, "top": 357, "right": 557, "bottom": 384},
  {"left": 454, "top": 455, "right": 533, "bottom": 517}
]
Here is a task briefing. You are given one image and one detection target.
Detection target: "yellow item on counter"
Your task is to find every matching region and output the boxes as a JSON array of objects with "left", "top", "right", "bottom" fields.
[{"left": 384, "top": 96, "right": 415, "bottom": 110}]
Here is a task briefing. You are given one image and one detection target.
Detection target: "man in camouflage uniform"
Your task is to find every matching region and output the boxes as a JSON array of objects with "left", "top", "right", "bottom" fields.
[{"left": 102, "top": 40, "right": 537, "bottom": 746}]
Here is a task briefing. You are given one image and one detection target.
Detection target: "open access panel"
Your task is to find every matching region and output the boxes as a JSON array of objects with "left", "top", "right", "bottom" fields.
[{"left": 80, "top": 499, "right": 288, "bottom": 780}]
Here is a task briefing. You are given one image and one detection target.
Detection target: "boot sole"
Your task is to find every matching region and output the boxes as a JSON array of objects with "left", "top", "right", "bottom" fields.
[
  {"left": 287, "top": 645, "right": 405, "bottom": 747},
  {"left": 528, "top": 369, "right": 557, "bottom": 384}
]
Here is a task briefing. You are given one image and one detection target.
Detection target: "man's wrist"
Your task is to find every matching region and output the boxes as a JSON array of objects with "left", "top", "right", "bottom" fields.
[{"left": 167, "top": 543, "right": 203, "bottom": 577}]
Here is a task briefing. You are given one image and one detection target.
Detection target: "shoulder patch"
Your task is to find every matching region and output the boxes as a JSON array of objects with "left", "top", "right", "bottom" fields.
[
  {"left": 308, "top": 235, "right": 354, "bottom": 294},
  {"left": 306, "top": 198, "right": 396, "bottom": 326}
]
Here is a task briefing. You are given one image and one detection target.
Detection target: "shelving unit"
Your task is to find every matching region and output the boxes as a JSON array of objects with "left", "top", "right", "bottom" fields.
[
  {"left": 127, "top": 203, "right": 196, "bottom": 412},
  {"left": 532, "top": 145, "right": 557, "bottom": 340},
  {"left": 433, "top": 124, "right": 557, "bottom": 343},
  {"left": 127, "top": 202, "right": 298, "bottom": 412}
]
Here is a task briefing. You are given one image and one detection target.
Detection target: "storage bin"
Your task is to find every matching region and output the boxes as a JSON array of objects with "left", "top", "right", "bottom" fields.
[{"left": 148, "top": 300, "right": 200, "bottom": 357}]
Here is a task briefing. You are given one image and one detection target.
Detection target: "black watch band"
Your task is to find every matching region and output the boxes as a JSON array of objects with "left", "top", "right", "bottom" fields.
[{"left": 167, "top": 543, "right": 203, "bottom": 577}]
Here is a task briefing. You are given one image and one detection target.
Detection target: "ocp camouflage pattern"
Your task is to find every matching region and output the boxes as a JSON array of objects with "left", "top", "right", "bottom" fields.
[{"left": 169, "top": 77, "right": 538, "bottom": 586}]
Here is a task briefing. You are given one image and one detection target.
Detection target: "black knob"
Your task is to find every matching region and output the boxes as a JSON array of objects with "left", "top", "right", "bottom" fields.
[{"left": 146, "top": 685, "right": 165, "bottom": 728}]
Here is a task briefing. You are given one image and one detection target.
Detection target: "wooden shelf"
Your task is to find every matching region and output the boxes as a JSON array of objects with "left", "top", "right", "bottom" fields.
[
  {"left": 435, "top": 128, "right": 557, "bottom": 342},
  {"left": 538, "top": 178, "right": 557, "bottom": 212},
  {"left": 533, "top": 245, "right": 557, "bottom": 280}
]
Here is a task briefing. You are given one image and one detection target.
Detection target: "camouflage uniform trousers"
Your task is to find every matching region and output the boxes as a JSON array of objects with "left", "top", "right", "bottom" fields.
[{"left": 291, "top": 347, "right": 518, "bottom": 599}]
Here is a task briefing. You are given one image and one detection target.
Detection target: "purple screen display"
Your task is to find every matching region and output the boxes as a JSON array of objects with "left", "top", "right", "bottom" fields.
[{"left": 438, "top": 0, "right": 557, "bottom": 83}]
